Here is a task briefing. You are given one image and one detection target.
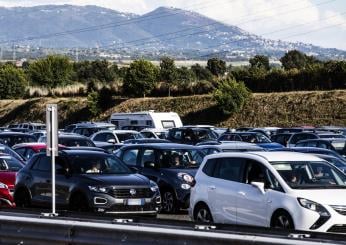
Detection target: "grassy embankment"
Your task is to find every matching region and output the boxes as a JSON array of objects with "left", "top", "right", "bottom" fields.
[{"left": 0, "top": 90, "right": 345, "bottom": 127}]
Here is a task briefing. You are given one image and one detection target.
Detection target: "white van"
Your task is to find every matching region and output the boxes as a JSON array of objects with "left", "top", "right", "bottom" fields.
[{"left": 110, "top": 111, "right": 183, "bottom": 130}]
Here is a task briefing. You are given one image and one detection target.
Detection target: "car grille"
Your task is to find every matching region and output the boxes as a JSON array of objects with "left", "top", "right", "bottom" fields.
[
  {"left": 110, "top": 188, "right": 153, "bottom": 199},
  {"left": 109, "top": 203, "right": 156, "bottom": 212},
  {"left": 327, "top": 225, "right": 346, "bottom": 233},
  {"left": 330, "top": 205, "right": 346, "bottom": 215}
]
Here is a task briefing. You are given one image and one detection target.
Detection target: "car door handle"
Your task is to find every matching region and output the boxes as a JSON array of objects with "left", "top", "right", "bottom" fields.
[
  {"left": 238, "top": 191, "right": 246, "bottom": 196},
  {"left": 208, "top": 185, "right": 216, "bottom": 190}
]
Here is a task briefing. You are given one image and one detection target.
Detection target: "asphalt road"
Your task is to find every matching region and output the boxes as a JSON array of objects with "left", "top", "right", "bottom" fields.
[{"left": 158, "top": 210, "right": 190, "bottom": 221}]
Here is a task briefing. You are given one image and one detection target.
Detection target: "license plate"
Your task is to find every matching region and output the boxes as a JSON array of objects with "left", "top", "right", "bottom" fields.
[{"left": 127, "top": 199, "right": 143, "bottom": 206}]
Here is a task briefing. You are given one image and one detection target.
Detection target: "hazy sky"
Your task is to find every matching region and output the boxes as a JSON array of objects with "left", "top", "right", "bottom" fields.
[{"left": 0, "top": 0, "right": 345, "bottom": 50}]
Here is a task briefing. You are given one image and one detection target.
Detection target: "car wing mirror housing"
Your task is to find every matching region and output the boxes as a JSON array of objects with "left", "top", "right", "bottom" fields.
[{"left": 251, "top": 181, "right": 266, "bottom": 194}]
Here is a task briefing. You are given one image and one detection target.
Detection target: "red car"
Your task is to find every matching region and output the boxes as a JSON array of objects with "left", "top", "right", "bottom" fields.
[
  {"left": 12, "top": 143, "right": 48, "bottom": 161},
  {"left": 0, "top": 153, "right": 25, "bottom": 196},
  {"left": 0, "top": 181, "right": 15, "bottom": 208}
]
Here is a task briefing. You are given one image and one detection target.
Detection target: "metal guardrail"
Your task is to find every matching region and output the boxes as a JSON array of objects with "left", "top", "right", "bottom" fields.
[{"left": 0, "top": 211, "right": 345, "bottom": 245}]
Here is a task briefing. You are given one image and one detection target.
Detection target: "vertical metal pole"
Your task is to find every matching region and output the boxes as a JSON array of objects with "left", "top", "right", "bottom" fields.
[{"left": 51, "top": 106, "right": 56, "bottom": 215}]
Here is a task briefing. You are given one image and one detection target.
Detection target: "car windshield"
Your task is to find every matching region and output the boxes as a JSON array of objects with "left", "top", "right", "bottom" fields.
[
  {"left": 59, "top": 138, "right": 94, "bottom": 147},
  {"left": 71, "top": 155, "right": 131, "bottom": 175},
  {"left": 240, "top": 133, "right": 271, "bottom": 143},
  {"left": 272, "top": 161, "right": 346, "bottom": 189},
  {"left": 159, "top": 149, "right": 204, "bottom": 168},
  {"left": 0, "top": 135, "right": 36, "bottom": 146},
  {"left": 0, "top": 156, "right": 24, "bottom": 172},
  {"left": 116, "top": 133, "right": 143, "bottom": 142}
]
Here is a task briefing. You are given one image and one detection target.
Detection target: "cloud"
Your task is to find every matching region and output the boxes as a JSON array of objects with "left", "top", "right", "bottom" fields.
[{"left": 0, "top": 0, "right": 345, "bottom": 49}]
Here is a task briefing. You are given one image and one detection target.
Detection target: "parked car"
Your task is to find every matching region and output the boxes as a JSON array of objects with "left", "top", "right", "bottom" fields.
[
  {"left": 39, "top": 134, "right": 96, "bottom": 147},
  {"left": 167, "top": 127, "right": 218, "bottom": 145},
  {"left": 123, "top": 139, "right": 170, "bottom": 144},
  {"left": 90, "top": 130, "right": 143, "bottom": 144},
  {"left": 0, "top": 181, "right": 15, "bottom": 208},
  {"left": 198, "top": 142, "right": 264, "bottom": 155},
  {"left": 72, "top": 122, "right": 116, "bottom": 137},
  {"left": 0, "top": 154, "right": 25, "bottom": 196},
  {"left": 296, "top": 139, "right": 346, "bottom": 156},
  {"left": 0, "top": 143, "right": 26, "bottom": 163},
  {"left": 190, "top": 152, "right": 346, "bottom": 233},
  {"left": 270, "top": 147, "right": 345, "bottom": 161},
  {"left": 93, "top": 142, "right": 124, "bottom": 154},
  {"left": 12, "top": 143, "right": 48, "bottom": 161},
  {"left": 116, "top": 143, "right": 204, "bottom": 213},
  {"left": 140, "top": 128, "right": 168, "bottom": 139},
  {"left": 10, "top": 123, "right": 45, "bottom": 133},
  {"left": 14, "top": 150, "right": 161, "bottom": 215},
  {"left": 0, "top": 132, "right": 36, "bottom": 147},
  {"left": 317, "top": 133, "right": 346, "bottom": 139},
  {"left": 271, "top": 132, "right": 319, "bottom": 148},
  {"left": 312, "top": 154, "right": 346, "bottom": 173},
  {"left": 218, "top": 132, "right": 283, "bottom": 149}
]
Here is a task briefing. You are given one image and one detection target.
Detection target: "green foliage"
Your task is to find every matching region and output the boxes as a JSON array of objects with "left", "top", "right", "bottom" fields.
[
  {"left": 123, "top": 60, "right": 159, "bottom": 97},
  {"left": 207, "top": 58, "right": 226, "bottom": 77},
  {"left": 176, "top": 66, "right": 196, "bottom": 84},
  {"left": 74, "top": 60, "right": 117, "bottom": 83},
  {"left": 28, "top": 55, "right": 73, "bottom": 88},
  {"left": 191, "top": 63, "right": 213, "bottom": 81},
  {"left": 249, "top": 55, "right": 270, "bottom": 70},
  {"left": 213, "top": 78, "right": 251, "bottom": 115},
  {"left": 280, "top": 50, "right": 319, "bottom": 70},
  {"left": 98, "top": 86, "right": 113, "bottom": 110},
  {"left": 87, "top": 91, "right": 100, "bottom": 116},
  {"left": 0, "top": 64, "right": 28, "bottom": 99},
  {"left": 160, "top": 57, "right": 177, "bottom": 83}
]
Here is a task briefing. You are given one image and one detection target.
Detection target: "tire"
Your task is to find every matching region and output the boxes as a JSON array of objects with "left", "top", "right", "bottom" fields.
[
  {"left": 271, "top": 210, "right": 294, "bottom": 230},
  {"left": 161, "top": 190, "right": 177, "bottom": 214},
  {"left": 69, "top": 193, "right": 90, "bottom": 212},
  {"left": 194, "top": 203, "right": 213, "bottom": 223},
  {"left": 14, "top": 188, "right": 31, "bottom": 208}
]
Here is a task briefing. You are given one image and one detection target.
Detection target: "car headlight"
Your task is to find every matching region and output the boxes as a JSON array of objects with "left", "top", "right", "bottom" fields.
[
  {"left": 177, "top": 173, "right": 194, "bottom": 183},
  {"left": 298, "top": 198, "right": 330, "bottom": 217},
  {"left": 0, "top": 182, "right": 7, "bottom": 189},
  {"left": 150, "top": 180, "right": 159, "bottom": 192},
  {"left": 88, "top": 186, "right": 109, "bottom": 193}
]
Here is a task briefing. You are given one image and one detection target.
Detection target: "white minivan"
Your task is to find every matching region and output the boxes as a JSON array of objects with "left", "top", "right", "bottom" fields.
[{"left": 189, "top": 152, "right": 346, "bottom": 233}]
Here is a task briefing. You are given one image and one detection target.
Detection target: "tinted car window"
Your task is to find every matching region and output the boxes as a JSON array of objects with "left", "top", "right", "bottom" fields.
[
  {"left": 59, "top": 138, "right": 94, "bottom": 147},
  {"left": 141, "top": 149, "right": 155, "bottom": 166},
  {"left": 32, "top": 156, "right": 51, "bottom": 172},
  {"left": 212, "top": 158, "right": 244, "bottom": 182},
  {"left": 0, "top": 157, "right": 23, "bottom": 171},
  {"left": 202, "top": 159, "right": 216, "bottom": 176},
  {"left": 122, "top": 149, "right": 139, "bottom": 166},
  {"left": 158, "top": 149, "right": 204, "bottom": 168},
  {"left": 15, "top": 148, "right": 26, "bottom": 157},
  {"left": 94, "top": 133, "right": 108, "bottom": 142}
]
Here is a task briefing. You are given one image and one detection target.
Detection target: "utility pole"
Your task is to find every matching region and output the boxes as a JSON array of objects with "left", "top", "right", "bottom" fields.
[
  {"left": 76, "top": 48, "right": 79, "bottom": 62},
  {"left": 12, "top": 43, "right": 16, "bottom": 62}
]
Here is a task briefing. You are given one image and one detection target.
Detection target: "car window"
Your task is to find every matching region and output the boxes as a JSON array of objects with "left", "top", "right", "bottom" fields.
[
  {"left": 94, "top": 133, "right": 107, "bottom": 142},
  {"left": 32, "top": 156, "right": 51, "bottom": 172},
  {"left": 15, "top": 147, "right": 26, "bottom": 157},
  {"left": 318, "top": 142, "right": 329, "bottom": 149},
  {"left": 170, "top": 130, "right": 182, "bottom": 140},
  {"left": 0, "top": 157, "right": 23, "bottom": 171},
  {"left": 244, "top": 160, "right": 267, "bottom": 184},
  {"left": 307, "top": 141, "right": 317, "bottom": 147},
  {"left": 202, "top": 158, "right": 216, "bottom": 176},
  {"left": 266, "top": 170, "right": 284, "bottom": 192},
  {"left": 141, "top": 132, "right": 154, "bottom": 139},
  {"left": 122, "top": 149, "right": 139, "bottom": 166},
  {"left": 212, "top": 158, "right": 245, "bottom": 182},
  {"left": 141, "top": 149, "right": 155, "bottom": 166}
]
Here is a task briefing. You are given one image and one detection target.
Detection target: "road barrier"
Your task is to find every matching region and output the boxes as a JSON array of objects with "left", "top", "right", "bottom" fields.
[{"left": 0, "top": 211, "right": 345, "bottom": 245}]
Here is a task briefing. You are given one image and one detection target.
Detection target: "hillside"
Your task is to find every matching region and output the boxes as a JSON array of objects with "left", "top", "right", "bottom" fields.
[
  {"left": 0, "top": 90, "right": 345, "bottom": 128},
  {"left": 0, "top": 5, "right": 345, "bottom": 59}
]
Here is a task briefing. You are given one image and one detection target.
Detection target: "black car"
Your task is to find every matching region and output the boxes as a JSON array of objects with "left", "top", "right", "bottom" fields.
[
  {"left": 14, "top": 150, "right": 161, "bottom": 215},
  {"left": 116, "top": 143, "right": 204, "bottom": 213},
  {"left": 39, "top": 134, "right": 96, "bottom": 147},
  {"left": 0, "top": 132, "right": 36, "bottom": 147},
  {"left": 167, "top": 127, "right": 218, "bottom": 145}
]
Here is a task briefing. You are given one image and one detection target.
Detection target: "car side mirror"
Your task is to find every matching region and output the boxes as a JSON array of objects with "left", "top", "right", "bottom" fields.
[
  {"left": 144, "top": 161, "right": 157, "bottom": 169},
  {"left": 251, "top": 181, "right": 266, "bottom": 194},
  {"left": 107, "top": 139, "right": 116, "bottom": 144}
]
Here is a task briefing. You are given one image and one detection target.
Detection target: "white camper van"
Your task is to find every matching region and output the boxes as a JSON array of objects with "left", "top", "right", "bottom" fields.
[{"left": 110, "top": 111, "right": 183, "bottom": 130}]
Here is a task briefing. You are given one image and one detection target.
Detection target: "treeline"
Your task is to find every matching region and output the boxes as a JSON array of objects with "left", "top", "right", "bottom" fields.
[{"left": 0, "top": 49, "right": 345, "bottom": 100}]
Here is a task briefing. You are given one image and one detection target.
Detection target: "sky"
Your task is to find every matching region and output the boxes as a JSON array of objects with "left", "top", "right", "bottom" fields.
[{"left": 0, "top": 0, "right": 345, "bottom": 50}]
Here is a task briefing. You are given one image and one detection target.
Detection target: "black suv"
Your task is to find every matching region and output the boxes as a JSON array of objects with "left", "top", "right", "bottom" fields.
[
  {"left": 116, "top": 143, "right": 204, "bottom": 213},
  {"left": 167, "top": 127, "right": 218, "bottom": 145},
  {"left": 14, "top": 150, "right": 161, "bottom": 215}
]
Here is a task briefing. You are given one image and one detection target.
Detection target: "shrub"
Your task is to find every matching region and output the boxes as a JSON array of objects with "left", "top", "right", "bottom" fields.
[
  {"left": 213, "top": 78, "right": 251, "bottom": 115},
  {"left": 0, "top": 65, "right": 28, "bottom": 99},
  {"left": 87, "top": 91, "right": 100, "bottom": 116}
]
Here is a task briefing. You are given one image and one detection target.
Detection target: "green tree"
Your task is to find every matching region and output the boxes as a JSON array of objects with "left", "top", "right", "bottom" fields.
[
  {"left": 213, "top": 78, "right": 251, "bottom": 115},
  {"left": 207, "top": 58, "right": 226, "bottom": 77},
  {"left": 249, "top": 55, "right": 270, "bottom": 70},
  {"left": 280, "top": 50, "right": 319, "bottom": 70},
  {"left": 74, "top": 60, "right": 117, "bottom": 83},
  {"left": 123, "top": 60, "right": 159, "bottom": 97},
  {"left": 0, "top": 65, "right": 28, "bottom": 99},
  {"left": 191, "top": 63, "right": 213, "bottom": 81},
  {"left": 28, "top": 55, "right": 73, "bottom": 88},
  {"left": 176, "top": 67, "right": 196, "bottom": 84},
  {"left": 160, "top": 57, "right": 177, "bottom": 83},
  {"left": 87, "top": 91, "right": 100, "bottom": 116}
]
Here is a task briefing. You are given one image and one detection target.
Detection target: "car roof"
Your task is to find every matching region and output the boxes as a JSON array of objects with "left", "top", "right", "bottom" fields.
[
  {"left": 0, "top": 132, "right": 35, "bottom": 136},
  {"left": 206, "top": 151, "right": 322, "bottom": 162},
  {"left": 199, "top": 142, "right": 261, "bottom": 149},
  {"left": 12, "top": 142, "right": 47, "bottom": 149},
  {"left": 120, "top": 143, "right": 200, "bottom": 150},
  {"left": 59, "top": 150, "right": 111, "bottom": 156}
]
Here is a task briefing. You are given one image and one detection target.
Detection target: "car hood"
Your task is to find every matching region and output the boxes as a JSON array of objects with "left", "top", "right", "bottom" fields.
[
  {"left": 293, "top": 189, "right": 346, "bottom": 206},
  {"left": 0, "top": 172, "right": 16, "bottom": 189},
  {"left": 257, "top": 142, "right": 284, "bottom": 149},
  {"left": 80, "top": 173, "right": 150, "bottom": 186}
]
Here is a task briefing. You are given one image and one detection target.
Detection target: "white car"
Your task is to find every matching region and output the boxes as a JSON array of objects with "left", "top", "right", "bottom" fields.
[
  {"left": 90, "top": 130, "right": 143, "bottom": 144},
  {"left": 140, "top": 128, "right": 168, "bottom": 139},
  {"left": 189, "top": 151, "right": 346, "bottom": 233}
]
